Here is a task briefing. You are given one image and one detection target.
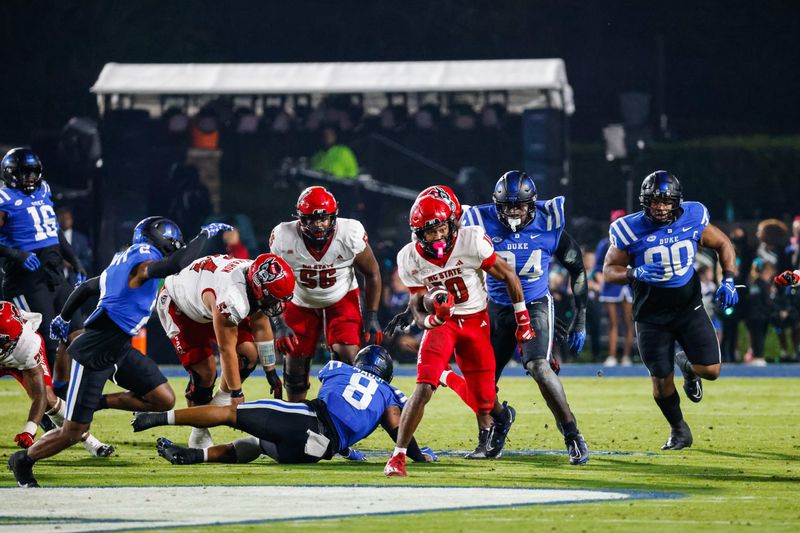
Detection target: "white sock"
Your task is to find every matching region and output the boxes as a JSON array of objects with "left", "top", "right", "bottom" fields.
[
  {"left": 82, "top": 433, "right": 100, "bottom": 453},
  {"left": 392, "top": 447, "right": 407, "bottom": 457},
  {"left": 210, "top": 389, "right": 232, "bottom": 406},
  {"left": 47, "top": 397, "right": 66, "bottom": 427},
  {"left": 203, "top": 448, "right": 209, "bottom": 462},
  {"left": 167, "top": 410, "right": 176, "bottom": 425}
]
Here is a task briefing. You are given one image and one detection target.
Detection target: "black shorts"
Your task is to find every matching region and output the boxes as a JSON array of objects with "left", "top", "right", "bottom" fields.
[
  {"left": 235, "top": 398, "right": 335, "bottom": 464},
  {"left": 489, "top": 295, "right": 554, "bottom": 379},
  {"left": 65, "top": 317, "right": 167, "bottom": 424},
  {"left": 635, "top": 304, "right": 721, "bottom": 378}
]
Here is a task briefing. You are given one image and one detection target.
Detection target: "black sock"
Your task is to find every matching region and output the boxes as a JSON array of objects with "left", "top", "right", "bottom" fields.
[
  {"left": 96, "top": 395, "right": 109, "bottom": 411},
  {"left": 654, "top": 391, "right": 683, "bottom": 427},
  {"left": 561, "top": 420, "right": 579, "bottom": 440}
]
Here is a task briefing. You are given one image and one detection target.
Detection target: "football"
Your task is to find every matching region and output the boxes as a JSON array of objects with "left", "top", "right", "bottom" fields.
[{"left": 422, "top": 287, "right": 450, "bottom": 314}]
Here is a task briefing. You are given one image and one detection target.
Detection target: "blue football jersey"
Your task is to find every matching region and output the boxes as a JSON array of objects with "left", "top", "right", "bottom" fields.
[
  {"left": 0, "top": 181, "right": 60, "bottom": 251},
  {"left": 609, "top": 201, "right": 710, "bottom": 289},
  {"left": 317, "top": 361, "right": 406, "bottom": 450},
  {"left": 462, "top": 197, "right": 566, "bottom": 305},
  {"left": 86, "top": 243, "right": 164, "bottom": 335}
]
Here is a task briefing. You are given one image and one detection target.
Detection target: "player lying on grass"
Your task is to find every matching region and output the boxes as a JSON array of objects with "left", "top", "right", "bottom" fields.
[
  {"left": 0, "top": 301, "right": 113, "bottom": 456},
  {"left": 132, "top": 345, "right": 438, "bottom": 465}
]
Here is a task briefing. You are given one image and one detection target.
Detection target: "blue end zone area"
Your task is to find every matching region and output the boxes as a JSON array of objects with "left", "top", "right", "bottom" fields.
[{"left": 148, "top": 363, "right": 800, "bottom": 380}]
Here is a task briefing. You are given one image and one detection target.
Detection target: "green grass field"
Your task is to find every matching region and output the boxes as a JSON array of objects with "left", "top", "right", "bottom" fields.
[{"left": 2, "top": 373, "right": 799, "bottom": 532}]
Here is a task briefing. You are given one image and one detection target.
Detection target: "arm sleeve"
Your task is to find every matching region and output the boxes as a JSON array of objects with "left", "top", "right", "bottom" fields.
[
  {"left": 60, "top": 276, "right": 101, "bottom": 320},
  {"left": 58, "top": 230, "right": 84, "bottom": 272},
  {"left": 555, "top": 230, "right": 588, "bottom": 313},
  {"left": 145, "top": 233, "right": 209, "bottom": 279},
  {"left": 0, "top": 243, "right": 27, "bottom": 262}
]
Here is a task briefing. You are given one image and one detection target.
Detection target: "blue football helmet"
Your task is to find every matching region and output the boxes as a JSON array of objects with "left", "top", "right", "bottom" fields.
[
  {"left": 493, "top": 170, "right": 537, "bottom": 231},
  {"left": 353, "top": 345, "right": 394, "bottom": 383},
  {"left": 132, "top": 216, "right": 184, "bottom": 255},
  {"left": 640, "top": 170, "right": 683, "bottom": 225},
  {"left": 2, "top": 148, "right": 43, "bottom": 195}
]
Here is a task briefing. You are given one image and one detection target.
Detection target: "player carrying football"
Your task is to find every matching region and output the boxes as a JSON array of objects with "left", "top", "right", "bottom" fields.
[
  {"left": 462, "top": 170, "right": 590, "bottom": 465},
  {"left": 268, "top": 186, "right": 382, "bottom": 402},
  {"left": 384, "top": 193, "right": 532, "bottom": 476},
  {"left": 603, "top": 171, "right": 738, "bottom": 450},
  {"left": 132, "top": 345, "right": 437, "bottom": 466},
  {"left": 156, "top": 253, "right": 295, "bottom": 448}
]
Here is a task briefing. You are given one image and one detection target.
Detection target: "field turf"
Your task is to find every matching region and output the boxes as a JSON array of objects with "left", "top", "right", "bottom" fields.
[{"left": 1, "top": 371, "right": 799, "bottom": 532}]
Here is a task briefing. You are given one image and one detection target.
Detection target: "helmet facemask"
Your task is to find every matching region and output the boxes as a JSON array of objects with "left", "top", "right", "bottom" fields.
[
  {"left": 414, "top": 219, "right": 457, "bottom": 259},
  {"left": 496, "top": 200, "right": 534, "bottom": 232},
  {"left": 298, "top": 211, "right": 337, "bottom": 246}
]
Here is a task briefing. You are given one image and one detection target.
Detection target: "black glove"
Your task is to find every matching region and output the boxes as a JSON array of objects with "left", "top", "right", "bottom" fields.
[
  {"left": 363, "top": 310, "right": 383, "bottom": 345},
  {"left": 383, "top": 306, "right": 413, "bottom": 337},
  {"left": 266, "top": 368, "right": 283, "bottom": 399}
]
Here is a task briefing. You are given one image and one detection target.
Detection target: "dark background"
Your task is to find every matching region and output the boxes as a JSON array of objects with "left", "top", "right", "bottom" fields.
[{"left": 1, "top": 0, "right": 798, "bottom": 142}]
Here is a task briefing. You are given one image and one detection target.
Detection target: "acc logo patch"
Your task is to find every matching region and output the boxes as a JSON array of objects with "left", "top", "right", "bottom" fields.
[
  {"left": 492, "top": 236, "right": 503, "bottom": 243},
  {"left": 646, "top": 235, "right": 657, "bottom": 242},
  {"left": 14, "top": 200, "right": 22, "bottom": 206}
]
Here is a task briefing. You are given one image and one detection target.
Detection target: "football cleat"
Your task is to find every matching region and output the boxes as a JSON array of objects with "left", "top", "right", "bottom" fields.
[
  {"left": 188, "top": 427, "right": 214, "bottom": 449},
  {"left": 489, "top": 402, "right": 517, "bottom": 458},
  {"left": 566, "top": 434, "right": 590, "bottom": 465},
  {"left": 157, "top": 437, "right": 204, "bottom": 465},
  {"left": 675, "top": 351, "right": 702, "bottom": 403},
  {"left": 384, "top": 453, "right": 407, "bottom": 477},
  {"left": 465, "top": 426, "right": 497, "bottom": 459},
  {"left": 7, "top": 450, "right": 39, "bottom": 488},
  {"left": 82, "top": 433, "right": 115, "bottom": 458},
  {"left": 131, "top": 411, "right": 167, "bottom": 432},
  {"left": 661, "top": 420, "right": 693, "bottom": 450}
]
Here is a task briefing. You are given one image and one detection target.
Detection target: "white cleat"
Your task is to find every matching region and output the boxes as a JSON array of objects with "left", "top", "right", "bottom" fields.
[{"left": 188, "top": 427, "right": 214, "bottom": 449}]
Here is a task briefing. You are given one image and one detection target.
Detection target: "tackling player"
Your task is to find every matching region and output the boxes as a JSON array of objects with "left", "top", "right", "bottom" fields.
[
  {"left": 0, "top": 301, "right": 112, "bottom": 456},
  {"left": 132, "top": 345, "right": 438, "bottom": 466},
  {"left": 461, "top": 171, "right": 590, "bottom": 465},
  {"left": 0, "top": 148, "right": 88, "bottom": 399},
  {"left": 384, "top": 194, "right": 532, "bottom": 477},
  {"left": 268, "top": 186, "right": 382, "bottom": 402},
  {"left": 156, "top": 253, "right": 295, "bottom": 448},
  {"left": 603, "top": 171, "right": 738, "bottom": 450},
  {"left": 7, "top": 217, "right": 232, "bottom": 487}
]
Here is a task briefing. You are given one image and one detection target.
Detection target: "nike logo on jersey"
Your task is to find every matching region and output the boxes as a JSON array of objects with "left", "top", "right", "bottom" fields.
[
  {"left": 682, "top": 227, "right": 692, "bottom": 232},
  {"left": 529, "top": 234, "right": 541, "bottom": 240}
]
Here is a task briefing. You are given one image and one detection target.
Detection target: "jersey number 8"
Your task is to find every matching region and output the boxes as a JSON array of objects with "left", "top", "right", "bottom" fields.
[{"left": 342, "top": 372, "right": 379, "bottom": 410}]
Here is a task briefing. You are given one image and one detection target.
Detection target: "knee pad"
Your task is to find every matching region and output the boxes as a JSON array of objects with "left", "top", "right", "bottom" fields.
[
  {"left": 232, "top": 436, "right": 263, "bottom": 464},
  {"left": 525, "top": 359, "right": 551, "bottom": 382},
  {"left": 238, "top": 354, "right": 256, "bottom": 382},
  {"left": 283, "top": 358, "right": 311, "bottom": 395},
  {"left": 184, "top": 370, "right": 216, "bottom": 405}
]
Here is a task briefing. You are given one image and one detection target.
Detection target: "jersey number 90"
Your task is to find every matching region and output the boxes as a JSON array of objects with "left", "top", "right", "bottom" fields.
[{"left": 644, "top": 241, "right": 695, "bottom": 280}]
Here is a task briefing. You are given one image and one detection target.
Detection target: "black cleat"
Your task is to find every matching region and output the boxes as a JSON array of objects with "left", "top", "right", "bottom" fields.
[
  {"left": 489, "top": 402, "right": 516, "bottom": 458},
  {"left": 661, "top": 420, "right": 693, "bottom": 450},
  {"left": 7, "top": 451, "right": 39, "bottom": 488},
  {"left": 465, "top": 427, "right": 497, "bottom": 459},
  {"left": 156, "top": 437, "right": 204, "bottom": 465},
  {"left": 675, "top": 351, "right": 703, "bottom": 403},
  {"left": 132, "top": 412, "right": 167, "bottom": 432},
  {"left": 566, "top": 434, "right": 590, "bottom": 465},
  {"left": 95, "top": 444, "right": 116, "bottom": 458}
]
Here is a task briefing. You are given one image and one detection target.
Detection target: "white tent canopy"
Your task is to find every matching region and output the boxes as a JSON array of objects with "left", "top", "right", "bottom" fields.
[{"left": 91, "top": 59, "right": 574, "bottom": 114}]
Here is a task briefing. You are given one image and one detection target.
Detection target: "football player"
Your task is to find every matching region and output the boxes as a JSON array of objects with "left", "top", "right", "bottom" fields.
[
  {"left": 156, "top": 253, "right": 295, "bottom": 448},
  {"left": 603, "top": 171, "right": 738, "bottom": 450},
  {"left": 268, "top": 186, "right": 382, "bottom": 402},
  {"left": 460, "top": 171, "right": 590, "bottom": 465},
  {"left": 0, "top": 301, "right": 112, "bottom": 456},
  {"left": 384, "top": 194, "right": 532, "bottom": 477},
  {"left": 132, "top": 345, "right": 438, "bottom": 466},
  {"left": 7, "top": 217, "right": 232, "bottom": 487},
  {"left": 0, "top": 148, "right": 88, "bottom": 399}
]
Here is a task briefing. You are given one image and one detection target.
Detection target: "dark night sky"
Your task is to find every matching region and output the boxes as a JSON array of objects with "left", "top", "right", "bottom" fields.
[{"left": 1, "top": 0, "right": 798, "bottom": 142}]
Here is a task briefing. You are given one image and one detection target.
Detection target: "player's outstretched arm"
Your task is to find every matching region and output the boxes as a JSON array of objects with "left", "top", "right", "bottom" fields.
[
  {"left": 16, "top": 366, "right": 48, "bottom": 448},
  {"left": 700, "top": 224, "right": 739, "bottom": 309},
  {"left": 50, "top": 276, "right": 101, "bottom": 341},
  {"left": 251, "top": 311, "right": 282, "bottom": 399},
  {"left": 209, "top": 294, "right": 246, "bottom": 404},
  {"left": 486, "top": 255, "right": 534, "bottom": 342},
  {"left": 380, "top": 406, "right": 434, "bottom": 462},
  {"left": 603, "top": 246, "right": 633, "bottom": 285},
  {"left": 555, "top": 231, "right": 588, "bottom": 351},
  {"left": 354, "top": 244, "right": 383, "bottom": 344}
]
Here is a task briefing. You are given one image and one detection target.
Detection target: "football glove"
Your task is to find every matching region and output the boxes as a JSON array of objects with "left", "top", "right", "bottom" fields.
[
  {"left": 715, "top": 277, "right": 739, "bottom": 310},
  {"left": 775, "top": 270, "right": 800, "bottom": 288},
  {"left": 74, "top": 268, "right": 88, "bottom": 286},
  {"left": 420, "top": 446, "right": 439, "bottom": 462},
  {"left": 22, "top": 252, "right": 41, "bottom": 272},
  {"left": 200, "top": 223, "right": 235, "bottom": 238},
  {"left": 566, "top": 308, "right": 587, "bottom": 353},
  {"left": 50, "top": 315, "right": 70, "bottom": 342},
  {"left": 631, "top": 262, "right": 666, "bottom": 283},
  {"left": 266, "top": 368, "right": 283, "bottom": 400},
  {"left": 270, "top": 315, "right": 299, "bottom": 355},
  {"left": 14, "top": 432, "right": 34, "bottom": 449},
  {"left": 384, "top": 307, "right": 413, "bottom": 337},
  {"left": 341, "top": 447, "right": 367, "bottom": 461},
  {"left": 363, "top": 310, "right": 383, "bottom": 345},
  {"left": 433, "top": 292, "right": 455, "bottom": 322},
  {"left": 513, "top": 304, "right": 534, "bottom": 343}
]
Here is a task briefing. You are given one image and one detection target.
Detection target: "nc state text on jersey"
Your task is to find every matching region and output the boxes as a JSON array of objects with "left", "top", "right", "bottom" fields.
[{"left": 425, "top": 267, "right": 463, "bottom": 282}]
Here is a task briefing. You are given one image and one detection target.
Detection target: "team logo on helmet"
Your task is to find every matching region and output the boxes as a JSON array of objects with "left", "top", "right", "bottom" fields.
[
  {"left": 0, "top": 302, "right": 23, "bottom": 355},
  {"left": 253, "top": 257, "right": 286, "bottom": 286}
]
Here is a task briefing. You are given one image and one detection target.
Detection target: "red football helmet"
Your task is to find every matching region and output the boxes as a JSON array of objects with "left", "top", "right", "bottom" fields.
[
  {"left": 417, "top": 185, "right": 462, "bottom": 221},
  {"left": 296, "top": 186, "right": 338, "bottom": 245},
  {"left": 247, "top": 254, "right": 296, "bottom": 317},
  {"left": 410, "top": 196, "right": 458, "bottom": 258},
  {"left": 0, "top": 301, "right": 24, "bottom": 355}
]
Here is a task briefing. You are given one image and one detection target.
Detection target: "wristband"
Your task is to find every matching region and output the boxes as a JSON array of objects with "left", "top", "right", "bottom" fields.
[
  {"left": 513, "top": 301, "right": 527, "bottom": 314},
  {"left": 230, "top": 389, "right": 244, "bottom": 398},
  {"left": 256, "top": 341, "right": 276, "bottom": 367},
  {"left": 23, "top": 420, "right": 37, "bottom": 437},
  {"left": 423, "top": 314, "right": 445, "bottom": 329},
  {"left": 722, "top": 271, "right": 735, "bottom": 280}
]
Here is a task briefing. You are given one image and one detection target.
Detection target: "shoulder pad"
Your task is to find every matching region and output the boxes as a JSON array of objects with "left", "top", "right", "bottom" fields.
[
  {"left": 609, "top": 213, "right": 642, "bottom": 249},
  {"left": 542, "top": 196, "right": 566, "bottom": 230}
]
